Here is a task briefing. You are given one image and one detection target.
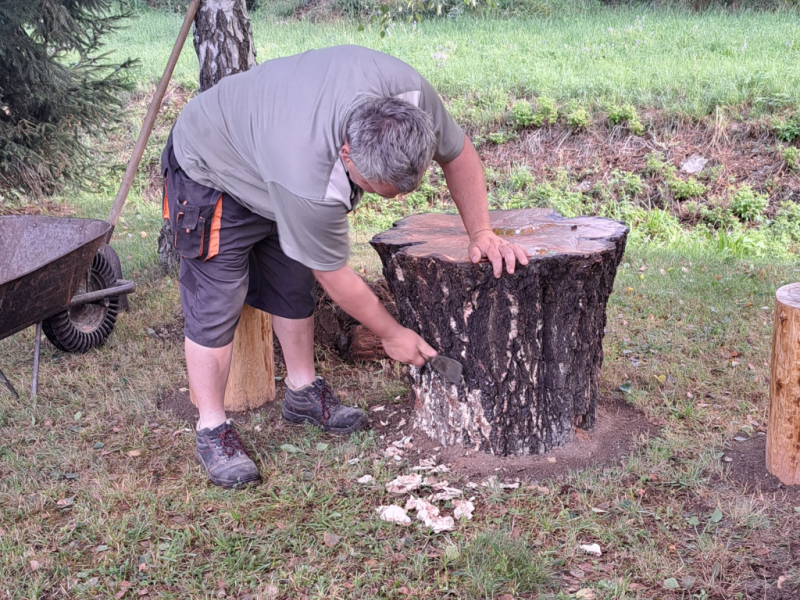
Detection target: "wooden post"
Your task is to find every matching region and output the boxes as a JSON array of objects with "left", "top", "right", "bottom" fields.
[
  {"left": 371, "top": 209, "right": 628, "bottom": 456},
  {"left": 766, "top": 283, "right": 800, "bottom": 485},
  {"left": 190, "top": 304, "right": 275, "bottom": 411}
]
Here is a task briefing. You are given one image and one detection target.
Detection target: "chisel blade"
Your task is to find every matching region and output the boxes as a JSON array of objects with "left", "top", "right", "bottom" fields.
[{"left": 428, "top": 355, "right": 463, "bottom": 385}]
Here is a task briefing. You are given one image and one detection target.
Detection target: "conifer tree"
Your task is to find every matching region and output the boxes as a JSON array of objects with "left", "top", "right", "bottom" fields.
[{"left": 0, "top": 0, "right": 134, "bottom": 195}]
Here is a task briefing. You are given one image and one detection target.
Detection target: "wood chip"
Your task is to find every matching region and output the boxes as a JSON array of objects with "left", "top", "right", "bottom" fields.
[
  {"left": 376, "top": 505, "right": 410, "bottom": 525},
  {"left": 386, "top": 474, "right": 422, "bottom": 494}
]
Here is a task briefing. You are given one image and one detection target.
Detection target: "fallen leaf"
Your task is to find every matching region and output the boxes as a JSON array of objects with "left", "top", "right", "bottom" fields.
[
  {"left": 386, "top": 474, "right": 422, "bottom": 494},
  {"left": 357, "top": 475, "right": 374, "bottom": 484},
  {"left": 114, "top": 581, "right": 132, "bottom": 600},
  {"left": 663, "top": 578, "right": 680, "bottom": 590},
  {"left": 444, "top": 545, "right": 460, "bottom": 561},
  {"left": 322, "top": 532, "right": 342, "bottom": 548},
  {"left": 137, "top": 589, "right": 149, "bottom": 596},
  {"left": 575, "top": 589, "right": 596, "bottom": 600},
  {"left": 96, "top": 545, "right": 110, "bottom": 552},
  {"left": 29, "top": 560, "right": 41, "bottom": 570},
  {"left": 569, "top": 568, "right": 586, "bottom": 580},
  {"left": 547, "top": 457, "right": 557, "bottom": 463},
  {"left": 139, "top": 231, "right": 148, "bottom": 238},
  {"left": 56, "top": 496, "right": 75, "bottom": 507},
  {"left": 376, "top": 505, "right": 411, "bottom": 525},
  {"left": 127, "top": 450, "right": 141, "bottom": 457},
  {"left": 777, "top": 576, "right": 786, "bottom": 589},
  {"left": 262, "top": 584, "right": 279, "bottom": 598}
]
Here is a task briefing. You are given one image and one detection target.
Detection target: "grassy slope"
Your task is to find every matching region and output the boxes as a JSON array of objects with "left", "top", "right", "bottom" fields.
[
  {"left": 2, "top": 5, "right": 800, "bottom": 599},
  {"left": 113, "top": 7, "right": 800, "bottom": 115}
]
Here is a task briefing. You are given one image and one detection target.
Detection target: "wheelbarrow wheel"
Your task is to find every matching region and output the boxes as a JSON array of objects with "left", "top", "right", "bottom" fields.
[{"left": 42, "top": 252, "right": 120, "bottom": 353}]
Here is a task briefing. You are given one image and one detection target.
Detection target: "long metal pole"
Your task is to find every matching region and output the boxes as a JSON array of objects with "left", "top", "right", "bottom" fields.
[{"left": 105, "top": 0, "right": 202, "bottom": 239}]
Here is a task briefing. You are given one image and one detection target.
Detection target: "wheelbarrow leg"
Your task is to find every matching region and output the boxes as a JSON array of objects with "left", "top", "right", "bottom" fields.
[
  {"left": 31, "top": 322, "right": 42, "bottom": 399},
  {"left": 0, "top": 366, "right": 19, "bottom": 399}
]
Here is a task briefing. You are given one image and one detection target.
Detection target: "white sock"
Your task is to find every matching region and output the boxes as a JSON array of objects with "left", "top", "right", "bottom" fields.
[{"left": 196, "top": 414, "right": 227, "bottom": 432}]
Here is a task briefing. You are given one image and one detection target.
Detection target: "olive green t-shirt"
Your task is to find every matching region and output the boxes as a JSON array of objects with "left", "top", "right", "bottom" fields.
[{"left": 172, "top": 45, "right": 465, "bottom": 271}]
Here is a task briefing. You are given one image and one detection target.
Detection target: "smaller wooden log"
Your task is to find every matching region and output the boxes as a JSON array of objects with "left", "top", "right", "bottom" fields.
[
  {"left": 766, "top": 283, "right": 800, "bottom": 485},
  {"left": 190, "top": 304, "right": 275, "bottom": 411}
]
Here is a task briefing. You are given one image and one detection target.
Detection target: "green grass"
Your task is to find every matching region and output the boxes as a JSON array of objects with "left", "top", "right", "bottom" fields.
[{"left": 109, "top": 6, "right": 800, "bottom": 118}]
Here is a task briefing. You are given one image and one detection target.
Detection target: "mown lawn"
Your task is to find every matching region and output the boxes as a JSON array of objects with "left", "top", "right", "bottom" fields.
[{"left": 1, "top": 3, "right": 800, "bottom": 599}]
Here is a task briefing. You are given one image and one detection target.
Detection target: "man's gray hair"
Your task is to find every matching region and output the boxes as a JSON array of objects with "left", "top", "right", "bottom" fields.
[{"left": 346, "top": 97, "right": 436, "bottom": 194}]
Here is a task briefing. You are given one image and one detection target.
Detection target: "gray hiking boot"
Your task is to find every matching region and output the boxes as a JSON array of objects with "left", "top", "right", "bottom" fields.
[
  {"left": 281, "top": 377, "right": 367, "bottom": 434},
  {"left": 195, "top": 420, "right": 261, "bottom": 488}
]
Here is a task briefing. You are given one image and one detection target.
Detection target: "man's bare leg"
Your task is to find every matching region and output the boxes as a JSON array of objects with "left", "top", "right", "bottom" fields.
[
  {"left": 272, "top": 315, "right": 315, "bottom": 390},
  {"left": 186, "top": 338, "right": 232, "bottom": 430}
]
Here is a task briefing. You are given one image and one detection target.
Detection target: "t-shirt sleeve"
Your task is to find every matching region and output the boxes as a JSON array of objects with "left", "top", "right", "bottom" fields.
[
  {"left": 268, "top": 185, "right": 350, "bottom": 271},
  {"left": 418, "top": 76, "right": 465, "bottom": 164}
]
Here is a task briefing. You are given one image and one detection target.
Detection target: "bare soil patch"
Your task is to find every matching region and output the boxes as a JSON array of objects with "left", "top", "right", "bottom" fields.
[
  {"left": 478, "top": 118, "right": 800, "bottom": 213},
  {"left": 159, "top": 371, "right": 657, "bottom": 485},
  {"left": 720, "top": 433, "right": 800, "bottom": 505},
  {"left": 378, "top": 391, "right": 658, "bottom": 484}
]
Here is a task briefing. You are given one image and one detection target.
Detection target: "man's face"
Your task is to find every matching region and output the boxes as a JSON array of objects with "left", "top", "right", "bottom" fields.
[{"left": 340, "top": 143, "right": 402, "bottom": 199}]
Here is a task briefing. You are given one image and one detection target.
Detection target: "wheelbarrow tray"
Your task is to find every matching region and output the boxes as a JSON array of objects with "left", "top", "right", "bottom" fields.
[{"left": 0, "top": 216, "right": 112, "bottom": 341}]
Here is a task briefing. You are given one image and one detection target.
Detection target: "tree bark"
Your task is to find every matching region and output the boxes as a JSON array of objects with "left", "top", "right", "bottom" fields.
[
  {"left": 193, "top": 0, "right": 257, "bottom": 93},
  {"left": 371, "top": 208, "right": 628, "bottom": 456},
  {"left": 766, "top": 282, "right": 800, "bottom": 485}
]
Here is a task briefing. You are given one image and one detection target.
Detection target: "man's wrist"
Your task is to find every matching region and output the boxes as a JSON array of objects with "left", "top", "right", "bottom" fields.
[{"left": 468, "top": 227, "right": 492, "bottom": 241}]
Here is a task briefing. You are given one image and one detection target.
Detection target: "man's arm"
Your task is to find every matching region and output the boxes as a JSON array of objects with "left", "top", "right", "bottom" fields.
[
  {"left": 439, "top": 134, "right": 529, "bottom": 278},
  {"left": 313, "top": 266, "right": 436, "bottom": 367}
]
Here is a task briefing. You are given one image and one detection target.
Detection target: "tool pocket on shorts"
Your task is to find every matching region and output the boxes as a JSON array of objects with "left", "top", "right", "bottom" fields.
[{"left": 169, "top": 170, "right": 223, "bottom": 261}]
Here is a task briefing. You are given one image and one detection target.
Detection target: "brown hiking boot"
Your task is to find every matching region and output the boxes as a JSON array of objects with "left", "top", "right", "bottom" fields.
[
  {"left": 281, "top": 377, "right": 367, "bottom": 434},
  {"left": 195, "top": 420, "right": 261, "bottom": 488}
]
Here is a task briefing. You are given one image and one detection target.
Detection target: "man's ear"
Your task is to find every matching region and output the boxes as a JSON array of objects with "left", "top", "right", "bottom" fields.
[{"left": 340, "top": 142, "right": 351, "bottom": 163}]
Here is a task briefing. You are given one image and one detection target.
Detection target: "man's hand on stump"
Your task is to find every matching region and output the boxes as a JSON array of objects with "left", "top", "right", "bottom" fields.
[
  {"left": 382, "top": 327, "right": 437, "bottom": 367},
  {"left": 468, "top": 229, "right": 529, "bottom": 278}
]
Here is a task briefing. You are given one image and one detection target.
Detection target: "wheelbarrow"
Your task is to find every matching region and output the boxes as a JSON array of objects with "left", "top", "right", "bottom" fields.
[
  {"left": 0, "top": 216, "right": 136, "bottom": 398},
  {"left": 0, "top": 0, "right": 201, "bottom": 399}
]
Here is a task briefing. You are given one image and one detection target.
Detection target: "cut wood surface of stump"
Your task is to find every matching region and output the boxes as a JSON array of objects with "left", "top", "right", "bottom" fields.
[{"left": 371, "top": 209, "right": 628, "bottom": 456}]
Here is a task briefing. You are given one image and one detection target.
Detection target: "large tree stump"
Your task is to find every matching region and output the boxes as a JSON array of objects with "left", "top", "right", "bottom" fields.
[
  {"left": 371, "top": 209, "right": 628, "bottom": 456},
  {"left": 766, "top": 283, "right": 800, "bottom": 485}
]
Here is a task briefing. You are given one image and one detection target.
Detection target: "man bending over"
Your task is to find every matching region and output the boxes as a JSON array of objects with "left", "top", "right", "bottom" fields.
[{"left": 161, "top": 45, "right": 527, "bottom": 488}]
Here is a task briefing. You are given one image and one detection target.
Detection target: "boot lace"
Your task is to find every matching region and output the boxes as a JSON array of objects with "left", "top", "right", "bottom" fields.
[
  {"left": 314, "top": 380, "right": 340, "bottom": 422},
  {"left": 217, "top": 428, "right": 248, "bottom": 459}
]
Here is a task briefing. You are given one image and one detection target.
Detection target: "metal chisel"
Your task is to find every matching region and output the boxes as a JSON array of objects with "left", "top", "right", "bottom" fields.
[{"left": 427, "top": 355, "right": 463, "bottom": 385}]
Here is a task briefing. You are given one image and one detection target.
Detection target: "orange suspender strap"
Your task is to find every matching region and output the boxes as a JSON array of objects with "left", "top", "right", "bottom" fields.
[{"left": 205, "top": 194, "right": 224, "bottom": 261}]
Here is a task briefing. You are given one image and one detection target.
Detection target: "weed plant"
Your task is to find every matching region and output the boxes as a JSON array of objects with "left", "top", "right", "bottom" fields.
[{"left": 730, "top": 185, "right": 768, "bottom": 222}]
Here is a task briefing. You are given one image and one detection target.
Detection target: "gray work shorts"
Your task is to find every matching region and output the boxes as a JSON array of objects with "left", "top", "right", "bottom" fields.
[{"left": 161, "top": 133, "right": 316, "bottom": 348}]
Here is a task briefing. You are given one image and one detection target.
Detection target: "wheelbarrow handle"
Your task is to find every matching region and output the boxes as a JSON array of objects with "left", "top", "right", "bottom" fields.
[
  {"left": 106, "top": 0, "right": 202, "bottom": 239},
  {"left": 69, "top": 280, "right": 137, "bottom": 308}
]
